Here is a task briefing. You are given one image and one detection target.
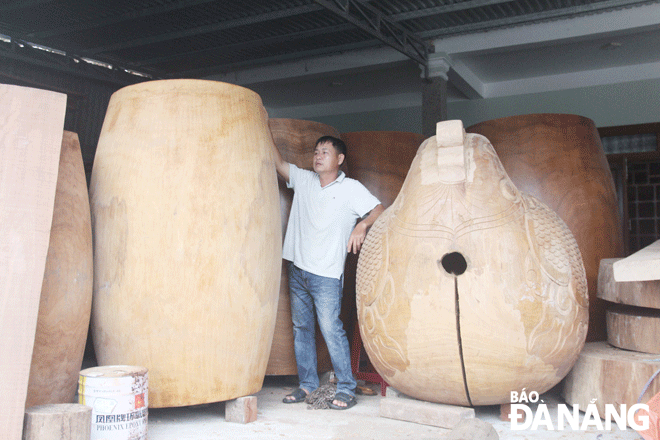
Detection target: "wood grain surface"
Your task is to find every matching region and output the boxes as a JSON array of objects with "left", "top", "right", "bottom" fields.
[
  {"left": 90, "top": 79, "right": 281, "bottom": 407},
  {"left": 26, "top": 131, "right": 93, "bottom": 407},
  {"left": 607, "top": 305, "right": 660, "bottom": 354},
  {"left": 357, "top": 120, "right": 587, "bottom": 405},
  {"left": 468, "top": 114, "right": 625, "bottom": 342},
  {"left": 0, "top": 84, "right": 67, "bottom": 440},
  {"left": 598, "top": 258, "right": 660, "bottom": 309},
  {"left": 266, "top": 118, "right": 341, "bottom": 376}
]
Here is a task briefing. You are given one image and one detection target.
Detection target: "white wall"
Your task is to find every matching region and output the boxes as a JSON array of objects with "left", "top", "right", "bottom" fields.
[{"left": 286, "top": 77, "right": 660, "bottom": 135}]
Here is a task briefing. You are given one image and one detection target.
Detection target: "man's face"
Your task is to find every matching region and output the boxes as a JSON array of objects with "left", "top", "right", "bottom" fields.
[{"left": 313, "top": 141, "right": 344, "bottom": 174}]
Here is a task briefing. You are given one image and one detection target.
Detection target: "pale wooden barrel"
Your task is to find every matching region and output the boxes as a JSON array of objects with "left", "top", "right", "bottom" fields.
[
  {"left": 266, "top": 118, "right": 341, "bottom": 375},
  {"left": 468, "top": 114, "right": 625, "bottom": 342},
  {"left": 90, "top": 79, "right": 281, "bottom": 408},
  {"left": 26, "top": 131, "right": 93, "bottom": 407}
]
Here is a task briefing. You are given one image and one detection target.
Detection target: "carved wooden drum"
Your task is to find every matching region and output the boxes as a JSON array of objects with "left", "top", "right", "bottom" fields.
[
  {"left": 356, "top": 120, "right": 588, "bottom": 405},
  {"left": 468, "top": 114, "right": 624, "bottom": 341},
  {"left": 90, "top": 79, "right": 281, "bottom": 407}
]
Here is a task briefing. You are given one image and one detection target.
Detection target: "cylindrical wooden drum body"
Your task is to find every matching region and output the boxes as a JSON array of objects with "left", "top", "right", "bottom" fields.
[
  {"left": 357, "top": 121, "right": 588, "bottom": 406},
  {"left": 468, "top": 114, "right": 624, "bottom": 342},
  {"left": 266, "top": 118, "right": 341, "bottom": 375},
  {"left": 26, "top": 131, "right": 93, "bottom": 407},
  {"left": 90, "top": 80, "right": 281, "bottom": 408},
  {"left": 340, "top": 131, "right": 425, "bottom": 361},
  {"left": 341, "top": 132, "right": 424, "bottom": 208}
]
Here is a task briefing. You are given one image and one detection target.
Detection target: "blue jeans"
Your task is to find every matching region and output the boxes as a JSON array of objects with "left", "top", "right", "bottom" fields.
[{"left": 288, "top": 263, "right": 356, "bottom": 397}]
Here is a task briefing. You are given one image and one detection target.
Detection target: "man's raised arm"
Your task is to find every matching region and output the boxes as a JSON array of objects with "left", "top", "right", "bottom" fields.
[{"left": 271, "top": 139, "right": 290, "bottom": 183}]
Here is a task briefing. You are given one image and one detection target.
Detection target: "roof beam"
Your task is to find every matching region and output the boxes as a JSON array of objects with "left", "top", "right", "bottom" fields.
[
  {"left": 27, "top": 0, "right": 220, "bottom": 40},
  {"left": 313, "top": 0, "right": 432, "bottom": 69},
  {"left": 419, "top": 0, "right": 657, "bottom": 39},
  {"left": 132, "top": 23, "right": 354, "bottom": 68},
  {"left": 0, "top": 40, "right": 148, "bottom": 87},
  {"left": 177, "top": 39, "right": 380, "bottom": 78},
  {"left": 0, "top": 0, "right": 53, "bottom": 13},
  {"left": 83, "top": 4, "right": 323, "bottom": 55}
]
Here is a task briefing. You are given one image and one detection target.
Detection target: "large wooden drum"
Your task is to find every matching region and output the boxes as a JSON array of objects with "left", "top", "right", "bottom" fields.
[
  {"left": 341, "top": 132, "right": 424, "bottom": 208},
  {"left": 357, "top": 120, "right": 588, "bottom": 406},
  {"left": 468, "top": 114, "right": 624, "bottom": 341},
  {"left": 266, "top": 118, "right": 341, "bottom": 375},
  {"left": 341, "top": 131, "right": 424, "bottom": 365},
  {"left": 26, "top": 131, "right": 93, "bottom": 407},
  {"left": 90, "top": 79, "right": 281, "bottom": 408}
]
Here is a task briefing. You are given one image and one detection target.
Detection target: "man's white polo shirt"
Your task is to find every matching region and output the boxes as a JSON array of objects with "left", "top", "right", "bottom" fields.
[{"left": 283, "top": 164, "right": 381, "bottom": 280}]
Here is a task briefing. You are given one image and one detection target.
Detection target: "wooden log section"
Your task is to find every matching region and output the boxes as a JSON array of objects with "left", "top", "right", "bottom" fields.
[
  {"left": 562, "top": 342, "right": 660, "bottom": 424},
  {"left": 90, "top": 79, "right": 281, "bottom": 407},
  {"left": 26, "top": 131, "right": 93, "bottom": 408},
  {"left": 23, "top": 404, "right": 91, "bottom": 440},
  {"left": 0, "top": 84, "right": 67, "bottom": 440},
  {"left": 468, "top": 114, "right": 625, "bottom": 342},
  {"left": 607, "top": 305, "right": 660, "bottom": 354},
  {"left": 598, "top": 258, "right": 660, "bottom": 309},
  {"left": 266, "top": 118, "right": 342, "bottom": 375}
]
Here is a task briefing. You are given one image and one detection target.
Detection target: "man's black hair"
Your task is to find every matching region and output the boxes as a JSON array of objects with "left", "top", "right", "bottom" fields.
[{"left": 315, "top": 135, "right": 347, "bottom": 158}]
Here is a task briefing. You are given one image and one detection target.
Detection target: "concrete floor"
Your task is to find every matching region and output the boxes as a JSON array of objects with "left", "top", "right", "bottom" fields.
[{"left": 145, "top": 376, "right": 644, "bottom": 440}]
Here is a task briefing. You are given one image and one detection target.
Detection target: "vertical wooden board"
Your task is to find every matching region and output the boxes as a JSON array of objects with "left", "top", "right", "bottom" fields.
[{"left": 0, "top": 85, "right": 67, "bottom": 439}]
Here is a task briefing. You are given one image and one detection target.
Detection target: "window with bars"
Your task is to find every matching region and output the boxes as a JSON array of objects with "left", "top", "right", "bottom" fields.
[{"left": 601, "top": 123, "right": 660, "bottom": 255}]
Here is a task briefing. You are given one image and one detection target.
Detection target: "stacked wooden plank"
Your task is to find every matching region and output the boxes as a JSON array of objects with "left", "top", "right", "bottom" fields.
[{"left": 562, "top": 242, "right": 660, "bottom": 428}]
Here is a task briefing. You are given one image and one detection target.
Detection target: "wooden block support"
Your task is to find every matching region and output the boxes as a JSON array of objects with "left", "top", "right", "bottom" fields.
[
  {"left": 598, "top": 259, "right": 660, "bottom": 309},
  {"left": 614, "top": 240, "right": 660, "bottom": 282},
  {"left": 562, "top": 341, "right": 660, "bottom": 426},
  {"left": 380, "top": 388, "right": 474, "bottom": 428},
  {"left": 23, "top": 404, "right": 91, "bottom": 440},
  {"left": 225, "top": 396, "right": 257, "bottom": 424}
]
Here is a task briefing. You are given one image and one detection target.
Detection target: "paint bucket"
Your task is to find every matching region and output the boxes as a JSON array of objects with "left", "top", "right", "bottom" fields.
[{"left": 78, "top": 365, "right": 148, "bottom": 440}]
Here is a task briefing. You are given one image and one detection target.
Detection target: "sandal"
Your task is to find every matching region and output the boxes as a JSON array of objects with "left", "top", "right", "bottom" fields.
[
  {"left": 329, "top": 391, "right": 357, "bottom": 410},
  {"left": 282, "top": 387, "right": 308, "bottom": 404}
]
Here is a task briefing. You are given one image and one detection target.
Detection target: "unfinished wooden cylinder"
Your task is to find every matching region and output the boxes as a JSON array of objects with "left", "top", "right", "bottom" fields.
[
  {"left": 341, "top": 131, "right": 425, "bottom": 369},
  {"left": 468, "top": 114, "right": 624, "bottom": 341},
  {"left": 357, "top": 120, "right": 588, "bottom": 406},
  {"left": 90, "top": 79, "right": 281, "bottom": 407},
  {"left": 341, "top": 131, "right": 424, "bottom": 208},
  {"left": 266, "top": 118, "right": 341, "bottom": 375},
  {"left": 26, "top": 131, "right": 93, "bottom": 408}
]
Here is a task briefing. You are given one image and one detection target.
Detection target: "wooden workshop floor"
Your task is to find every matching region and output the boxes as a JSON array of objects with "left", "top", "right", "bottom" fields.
[{"left": 145, "top": 376, "right": 642, "bottom": 440}]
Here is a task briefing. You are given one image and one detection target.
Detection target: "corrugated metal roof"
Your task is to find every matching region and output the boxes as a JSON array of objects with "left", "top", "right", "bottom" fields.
[{"left": 0, "top": 0, "right": 657, "bottom": 85}]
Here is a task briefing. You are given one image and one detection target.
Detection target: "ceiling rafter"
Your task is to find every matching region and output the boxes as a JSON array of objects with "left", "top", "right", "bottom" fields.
[
  {"left": 26, "top": 0, "right": 220, "bottom": 40},
  {"left": 313, "top": 0, "right": 433, "bottom": 70},
  {"left": 420, "top": 0, "right": 659, "bottom": 39},
  {"left": 82, "top": 4, "right": 324, "bottom": 55},
  {"left": 132, "top": 23, "right": 355, "bottom": 68}
]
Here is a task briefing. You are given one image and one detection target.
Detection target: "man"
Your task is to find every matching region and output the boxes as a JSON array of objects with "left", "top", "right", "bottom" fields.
[{"left": 273, "top": 135, "right": 384, "bottom": 410}]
